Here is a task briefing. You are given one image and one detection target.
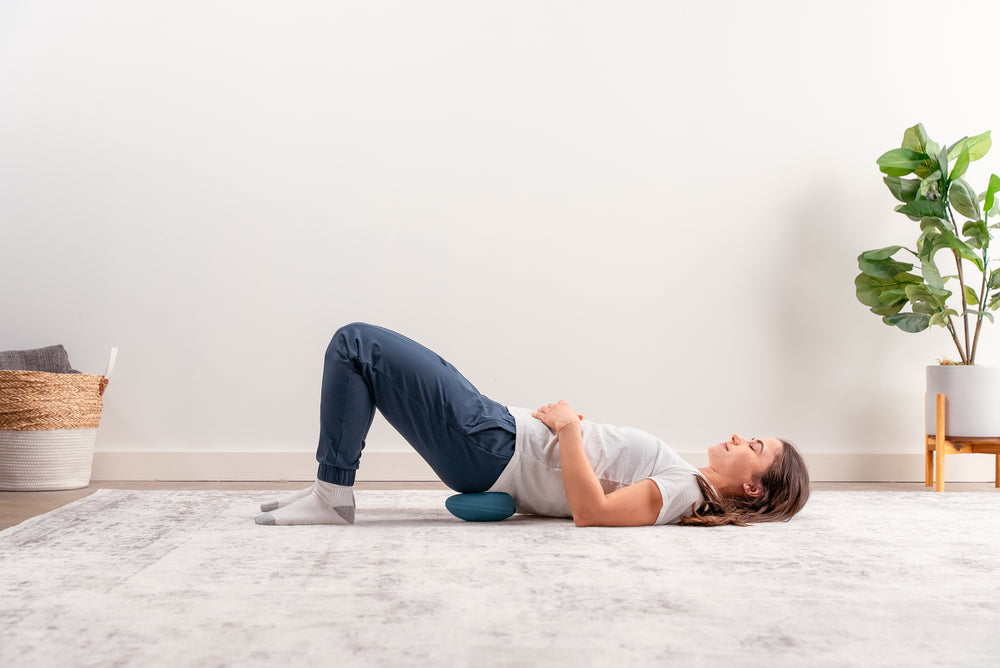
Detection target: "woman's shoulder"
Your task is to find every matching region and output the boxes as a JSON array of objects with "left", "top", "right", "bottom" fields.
[{"left": 649, "top": 470, "right": 705, "bottom": 525}]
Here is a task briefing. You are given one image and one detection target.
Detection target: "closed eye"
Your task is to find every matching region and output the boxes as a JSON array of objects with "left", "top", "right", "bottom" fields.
[{"left": 752, "top": 438, "right": 764, "bottom": 454}]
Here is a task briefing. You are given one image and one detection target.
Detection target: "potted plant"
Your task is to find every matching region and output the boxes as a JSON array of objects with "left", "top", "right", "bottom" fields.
[{"left": 856, "top": 123, "right": 1000, "bottom": 437}]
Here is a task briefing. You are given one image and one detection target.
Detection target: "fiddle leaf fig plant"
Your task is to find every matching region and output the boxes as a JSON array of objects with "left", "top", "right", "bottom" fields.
[{"left": 856, "top": 123, "right": 1000, "bottom": 365}]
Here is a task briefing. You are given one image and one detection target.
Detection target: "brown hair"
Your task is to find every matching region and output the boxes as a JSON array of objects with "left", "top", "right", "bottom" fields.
[{"left": 679, "top": 439, "right": 809, "bottom": 527}]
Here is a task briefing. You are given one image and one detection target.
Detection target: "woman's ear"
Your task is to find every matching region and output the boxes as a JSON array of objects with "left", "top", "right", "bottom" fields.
[{"left": 742, "top": 481, "right": 763, "bottom": 498}]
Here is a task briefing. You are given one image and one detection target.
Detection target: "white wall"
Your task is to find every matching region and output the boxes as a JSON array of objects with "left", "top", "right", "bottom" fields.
[{"left": 3, "top": 0, "right": 1000, "bottom": 481}]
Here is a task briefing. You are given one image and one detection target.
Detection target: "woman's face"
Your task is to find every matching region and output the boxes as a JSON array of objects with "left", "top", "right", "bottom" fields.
[{"left": 706, "top": 434, "right": 783, "bottom": 497}]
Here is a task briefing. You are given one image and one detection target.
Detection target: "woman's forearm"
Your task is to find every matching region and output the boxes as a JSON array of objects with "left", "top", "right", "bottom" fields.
[{"left": 556, "top": 422, "right": 608, "bottom": 526}]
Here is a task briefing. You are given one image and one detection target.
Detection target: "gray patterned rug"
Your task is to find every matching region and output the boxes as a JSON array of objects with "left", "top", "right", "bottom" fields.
[{"left": 1, "top": 489, "right": 998, "bottom": 667}]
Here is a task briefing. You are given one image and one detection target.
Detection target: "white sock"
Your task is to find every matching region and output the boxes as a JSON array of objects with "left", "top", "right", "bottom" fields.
[
  {"left": 255, "top": 479, "right": 355, "bottom": 526},
  {"left": 260, "top": 484, "right": 314, "bottom": 512}
]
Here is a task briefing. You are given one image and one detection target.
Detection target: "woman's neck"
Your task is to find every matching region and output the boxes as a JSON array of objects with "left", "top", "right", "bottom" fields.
[{"left": 698, "top": 466, "right": 736, "bottom": 498}]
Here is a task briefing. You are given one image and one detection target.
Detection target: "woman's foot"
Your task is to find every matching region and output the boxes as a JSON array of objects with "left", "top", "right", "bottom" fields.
[
  {"left": 259, "top": 484, "right": 314, "bottom": 512},
  {"left": 255, "top": 480, "right": 355, "bottom": 525}
]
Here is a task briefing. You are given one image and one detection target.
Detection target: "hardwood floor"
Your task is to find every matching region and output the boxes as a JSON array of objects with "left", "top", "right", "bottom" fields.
[{"left": 1, "top": 481, "right": 996, "bottom": 531}]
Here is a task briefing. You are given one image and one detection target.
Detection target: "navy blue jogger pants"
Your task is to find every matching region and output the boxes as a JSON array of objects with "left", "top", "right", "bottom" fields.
[{"left": 316, "top": 323, "right": 516, "bottom": 492}]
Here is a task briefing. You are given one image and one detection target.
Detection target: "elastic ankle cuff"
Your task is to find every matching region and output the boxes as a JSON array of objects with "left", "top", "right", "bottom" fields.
[{"left": 317, "top": 464, "right": 356, "bottom": 486}]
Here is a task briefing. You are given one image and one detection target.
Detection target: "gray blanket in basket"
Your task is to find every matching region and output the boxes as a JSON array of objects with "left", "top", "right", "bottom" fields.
[{"left": 0, "top": 345, "right": 80, "bottom": 373}]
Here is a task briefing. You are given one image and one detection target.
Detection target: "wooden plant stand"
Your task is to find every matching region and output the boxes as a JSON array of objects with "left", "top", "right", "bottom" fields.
[{"left": 925, "top": 393, "right": 1000, "bottom": 492}]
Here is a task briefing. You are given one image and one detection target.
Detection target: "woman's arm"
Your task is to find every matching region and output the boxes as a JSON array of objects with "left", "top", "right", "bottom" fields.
[{"left": 533, "top": 401, "right": 663, "bottom": 527}]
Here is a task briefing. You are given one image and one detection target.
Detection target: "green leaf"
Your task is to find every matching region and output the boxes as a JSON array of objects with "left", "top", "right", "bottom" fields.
[
  {"left": 905, "top": 283, "right": 940, "bottom": 302},
  {"left": 962, "top": 220, "right": 989, "bottom": 249},
  {"left": 924, "top": 228, "right": 984, "bottom": 269},
  {"left": 916, "top": 232, "right": 936, "bottom": 259},
  {"left": 913, "top": 236, "right": 945, "bottom": 288},
  {"left": 965, "top": 131, "right": 992, "bottom": 161},
  {"left": 855, "top": 272, "right": 921, "bottom": 315},
  {"left": 915, "top": 149, "right": 942, "bottom": 179},
  {"left": 947, "top": 137, "right": 968, "bottom": 160},
  {"left": 936, "top": 142, "right": 949, "bottom": 180},
  {"left": 905, "top": 283, "right": 948, "bottom": 309},
  {"left": 929, "top": 310, "right": 958, "bottom": 327},
  {"left": 964, "top": 285, "right": 980, "bottom": 305},
  {"left": 985, "top": 174, "right": 1000, "bottom": 216},
  {"left": 988, "top": 267, "right": 1000, "bottom": 291},
  {"left": 965, "top": 309, "right": 994, "bottom": 323},
  {"left": 919, "top": 217, "right": 949, "bottom": 234},
  {"left": 859, "top": 245, "right": 905, "bottom": 261},
  {"left": 920, "top": 257, "right": 944, "bottom": 289},
  {"left": 883, "top": 176, "right": 921, "bottom": 203},
  {"left": 895, "top": 199, "right": 948, "bottom": 220},
  {"left": 902, "top": 124, "right": 929, "bottom": 153},
  {"left": 919, "top": 171, "right": 943, "bottom": 200},
  {"left": 876, "top": 288, "right": 908, "bottom": 305},
  {"left": 950, "top": 144, "right": 971, "bottom": 182},
  {"left": 866, "top": 300, "right": 906, "bottom": 318},
  {"left": 883, "top": 312, "right": 931, "bottom": 332},
  {"left": 950, "top": 178, "right": 982, "bottom": 220},
  {"left": 877, "top": 148, "right": 926, "bottom": 176},
  {"left": 859, "top": 257, "right": 914, "bottom": 279}
]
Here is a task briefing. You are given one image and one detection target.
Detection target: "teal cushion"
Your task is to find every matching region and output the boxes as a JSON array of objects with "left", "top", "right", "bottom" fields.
[{"left": 445, "top": 492, "right": 516, "bottom": 522}]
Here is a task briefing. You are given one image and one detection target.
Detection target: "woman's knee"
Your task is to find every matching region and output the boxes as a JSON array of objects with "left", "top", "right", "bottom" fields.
[
  {"left": 326, "top": 322, "right": 371, "bottom": 357},
  {"left": 327, "top": 322, "right": 374, "bottom": 360}
]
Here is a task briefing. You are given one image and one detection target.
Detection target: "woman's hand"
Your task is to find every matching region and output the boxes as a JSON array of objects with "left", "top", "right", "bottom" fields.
[{"left": 532, "top": 400, "right": 583, "bottom": 433}]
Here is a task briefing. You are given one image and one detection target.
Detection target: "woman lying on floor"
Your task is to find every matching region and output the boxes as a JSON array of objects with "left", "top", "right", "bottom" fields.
[{"left": 256, "top": 323, "right": 809, "bottom": 528}]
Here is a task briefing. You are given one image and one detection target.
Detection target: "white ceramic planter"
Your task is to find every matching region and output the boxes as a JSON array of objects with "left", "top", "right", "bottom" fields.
[{"left": 925, "top": 365, "right": 1000, "bottom": 437}]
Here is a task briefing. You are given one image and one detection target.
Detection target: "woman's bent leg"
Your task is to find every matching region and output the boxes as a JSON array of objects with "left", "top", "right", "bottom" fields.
[{"left": 317, "top": 322, "right": 515, "bottom": 493}]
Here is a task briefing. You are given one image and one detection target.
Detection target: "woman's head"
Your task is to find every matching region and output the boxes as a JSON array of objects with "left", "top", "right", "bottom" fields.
[
  {"left": 704, "top": 434, "right": 784, "bottom": 498},
  {"left": 682, "top": 435, "right": 810, "bottom": 527}
]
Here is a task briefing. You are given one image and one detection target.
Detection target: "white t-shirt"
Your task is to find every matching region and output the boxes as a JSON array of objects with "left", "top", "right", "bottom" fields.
[{"left": 487, "top": 406, "right": 704, "bottom": 525}]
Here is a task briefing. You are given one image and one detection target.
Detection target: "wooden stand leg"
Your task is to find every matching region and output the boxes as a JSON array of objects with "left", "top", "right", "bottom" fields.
[
  {"left": 935, "top": 394, "right": 946, "bottom": 492},
  {"left": 924, "top": 393, "right": 933, "bottom": 487},
  {"left": 925, "top": 446, "right": 934, "bottom": 487},
  {"left": 925, "top": 392, "right": 1000, "bottom": 491}
]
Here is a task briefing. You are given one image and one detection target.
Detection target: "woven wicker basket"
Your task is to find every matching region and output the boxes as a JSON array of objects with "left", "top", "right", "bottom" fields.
[{"left": 0, "top": 369, "right": 111, "bottom": 491}]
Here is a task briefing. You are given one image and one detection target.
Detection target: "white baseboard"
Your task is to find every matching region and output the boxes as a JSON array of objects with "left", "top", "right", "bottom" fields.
[
  {"left": 90, "top": 451, "right": 1000, "bottom": 483},
  {"left": 91, "top": 451, "right": 439, "bottom": 481}
]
